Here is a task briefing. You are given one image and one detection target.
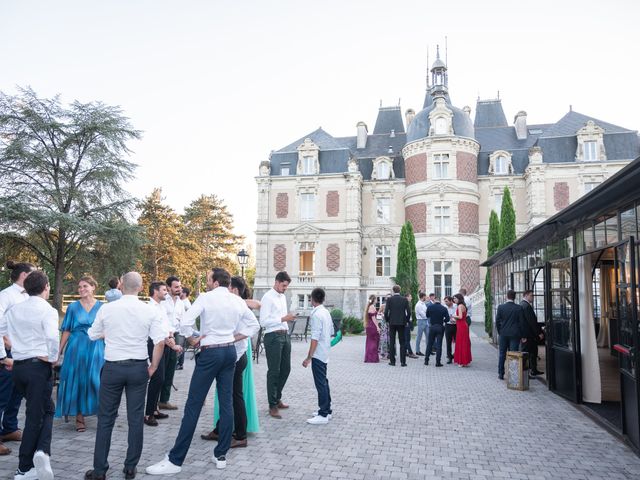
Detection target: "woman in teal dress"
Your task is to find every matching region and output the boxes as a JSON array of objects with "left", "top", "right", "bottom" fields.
[{"left": 55, "top": 276, "right": 105, "bottom": 432}]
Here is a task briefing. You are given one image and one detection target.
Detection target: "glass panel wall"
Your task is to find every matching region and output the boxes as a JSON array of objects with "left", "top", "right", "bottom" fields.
[
  {"left": 594, "top": 220, "right": 607, "bottom": 248},
  {"left": 549, "top": 259, "right": 573, "bottom": 350}
]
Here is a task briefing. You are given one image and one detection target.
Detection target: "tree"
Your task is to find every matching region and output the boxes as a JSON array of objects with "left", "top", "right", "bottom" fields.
[
  {"left": 182, "top": 194, "right": 243, "bottom": 294},
  {"left": 484, "top": 210, "right": 500, "bottom": 337},
  {"left": 0, "top": 87, "right": 140, "bottom": 310},
  {"left": 499, "top": 186, "right": 516, "bottom": 249},
  {"left": 393, "top": 222, "right": 419, "bottom": 321}
]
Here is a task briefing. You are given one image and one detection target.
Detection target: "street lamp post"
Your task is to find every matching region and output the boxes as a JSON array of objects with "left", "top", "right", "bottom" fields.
[{"left": 237, "top": 248, "right": 249, "bottom": 278}]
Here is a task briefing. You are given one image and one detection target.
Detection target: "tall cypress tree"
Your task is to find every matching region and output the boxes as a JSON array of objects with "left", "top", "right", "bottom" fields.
[
  {"left": 499, "top": 186, "right": 516, "bottom": 248},
  {"left": 393, "top": 221, "right": 419, "bottom": 321},
  {"left": 484, "top": 210, "right": 500, "bottom": 336}
]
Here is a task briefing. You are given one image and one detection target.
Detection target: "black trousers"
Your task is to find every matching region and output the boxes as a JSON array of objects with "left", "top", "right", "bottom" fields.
[
  {"left": 388, "top": 325, "right": 406, "bottom": 365},
  {"left": 145, "top": 341, "right": 169, "bottom": 416},
  {"left": 523, "top": 337, "right": 539, "bottom": 373},
  {"left": 214, "top": 352, "right": 248, "bottom": 440},
  {"left": 404, "top": 325, "right": 414, "bottom": 355},
  {"left": 425, "top": 324, "right": 444, "bottom": 364},
  {"left": 12, "top": 359, "right": 54, "bottom": 473},
  {"left": 445, "top": 323, "right": 457, "bottom": 360},
  {"left": 93, "top": 360, "right": 148, "bottom": 475}
]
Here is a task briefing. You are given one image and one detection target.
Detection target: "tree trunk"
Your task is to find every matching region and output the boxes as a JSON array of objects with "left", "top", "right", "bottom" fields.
[{"left": 53, "top": 234, "right": 66, "bottom": 312}]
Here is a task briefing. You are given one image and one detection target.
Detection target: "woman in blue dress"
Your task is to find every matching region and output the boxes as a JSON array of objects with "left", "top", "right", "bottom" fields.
[{"left": 55, "top": 276, "right": 105, "bottom": 432}]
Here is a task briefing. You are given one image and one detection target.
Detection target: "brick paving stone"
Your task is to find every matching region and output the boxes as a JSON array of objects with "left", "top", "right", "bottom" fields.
[{"left": 2, "top": 331, "right": 640, "bottom": 479}]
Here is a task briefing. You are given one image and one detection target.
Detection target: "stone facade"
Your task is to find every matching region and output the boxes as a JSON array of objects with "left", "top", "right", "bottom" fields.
[
  {"left": 460, "top": 259, "right": 480, "bottom": 293},
  {"left": 554, "top": 182, "right": 570, "bottom": 211},
  {"left": 326, "top": 191, "right": 339, "bottom": 217},
  {"left": 405, "top": 203, "right": 427, "bottom": 233},
  {"left": 405, "top": 154, "right": 427, "bottom": 185},
  {"left": 273, "top": 244, "right": 286, "bottom": 270},
  {"left": 276, "top": 193, "right": 288, "bottom": 218},
  {"left": 326, "top": 243, "right": 340, "bottom": 271},
  {"left": 456, "top": 151, "right": 477, "bottom": 183},
  {"left": 458, "top": 202, "right": 479, "bottom": 234}
]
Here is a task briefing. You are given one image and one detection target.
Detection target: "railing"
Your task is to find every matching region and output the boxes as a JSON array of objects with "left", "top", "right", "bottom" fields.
[
  {"left": 468, "top": 288, "right": 485, "bottom": 323},
  {"left": 296, "top": 272, "right": 315, "bottom": 284},
  {"left": 360, "top": 276, "right": 393, "bottom": 287}
]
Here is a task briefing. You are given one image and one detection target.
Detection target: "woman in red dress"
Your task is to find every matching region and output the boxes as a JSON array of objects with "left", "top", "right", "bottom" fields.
[
  {"left": 363, "top": 295, "right": 380, "bottom": 363},
  {"left": 452, "top": 293, "right": 472, "bottom": 367}
]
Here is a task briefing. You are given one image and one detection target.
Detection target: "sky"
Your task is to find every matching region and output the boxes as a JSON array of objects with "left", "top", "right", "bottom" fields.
[{"left": 2, "top": 0, "right": 639, "bottom": 249}]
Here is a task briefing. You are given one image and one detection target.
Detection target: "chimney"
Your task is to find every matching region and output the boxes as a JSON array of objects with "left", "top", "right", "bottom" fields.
[
  {"left": 514, "top": 111, "right": 527, "bottom": 140},
  {"left": 356, "top": 121, "right": 368, "bottom": 149},
  {"left": 463, "top": 106, "right": 471, "bottom": 117},
  {"left": 405, "top": 109, "right": 415, "bottom": 127}
]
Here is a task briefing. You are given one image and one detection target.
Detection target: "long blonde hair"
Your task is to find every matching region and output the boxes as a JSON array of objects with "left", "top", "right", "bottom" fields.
[{"left": 363, "top": 294, "right": 377, "bottom": 328}]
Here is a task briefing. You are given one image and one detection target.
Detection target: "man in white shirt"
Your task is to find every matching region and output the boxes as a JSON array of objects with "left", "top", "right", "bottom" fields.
[
  {"left": 444, "top": 296, "right": 458, "bottom": 364},
  {"left": 414, "top": 293, "right": 428, "bottom": 356},
  {"left": 459, "top": 288, "right": 472, "bottom": 323},
  {"left": 303, "top": 288, "right": 334, "bottom": 425},
  {"left": 146, "top": 268, "right": 259, "bottom": 474},
  {"left": 145, "top": 282, "right": 183, "bottom": 427},
  {"left": 84, "top": 272, "right": 166, "bottom": 480},
  {"left": 259, "top": 271, "right": 296, "bottom": 419},
  {"left": 0, "top": 270, "right": 58, "bottom": 480},
  {"left": 159, "top": 276, "right": 186, "bottom": 409},
  {"left": 180, "top": 287, "right": 191, "bottom": 310},
  {"left": 0, "top": 261, "right": 34, "bottom": 457}
]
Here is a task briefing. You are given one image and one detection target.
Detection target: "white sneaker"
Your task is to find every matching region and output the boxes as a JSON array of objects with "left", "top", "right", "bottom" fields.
[
  {"left": 146, "top": 456, "right": 182, "bottom": 475},
  {"left": 34, "top": 450, "right": 53, "bottom": 480},
  {"left": 306, "top": 414, "right": 329, "bottom": 425},
  {"left": 214, "top": 455, "right": 226, "bottom": 470},
  {"left": 14, "top": 468, "right": 38, "bottom": 480},
  {"left": 311, "top": 411, "right": 332, "bottom": 420}
]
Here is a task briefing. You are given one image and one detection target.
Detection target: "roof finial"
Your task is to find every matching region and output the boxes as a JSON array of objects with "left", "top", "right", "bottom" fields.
[
  {"left": 445, "top": 36, "right": 448, "bottom": 67},
  {"left": 426, "top": 46, "right": 430, "bottom": 88},
  {"left": 379, "top": 99, "right": 382, "bottom": 108},
  {"left": 569, "top": 104, "right": 573, "bottom": 112},
  {"left": 436, "top": 44, "right": 441, "bottom": 60}
]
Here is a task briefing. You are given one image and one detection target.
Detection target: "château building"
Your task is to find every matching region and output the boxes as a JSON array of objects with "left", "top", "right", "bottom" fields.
[{"left": 254, "top": 51, "right": 640, "bottom": 315}]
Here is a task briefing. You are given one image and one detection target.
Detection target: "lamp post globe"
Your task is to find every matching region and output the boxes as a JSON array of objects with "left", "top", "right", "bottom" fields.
[{"left": 237, "top": 248, "right": 249, "bottom": 278}]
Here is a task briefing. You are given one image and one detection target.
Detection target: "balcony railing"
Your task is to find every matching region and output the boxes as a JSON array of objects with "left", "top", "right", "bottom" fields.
[
  {"left": 296, "top": 272, "right": 315, "bottom": 284},
  {"left": 360, "top": 276, "right": 393, "bottom": 287}
]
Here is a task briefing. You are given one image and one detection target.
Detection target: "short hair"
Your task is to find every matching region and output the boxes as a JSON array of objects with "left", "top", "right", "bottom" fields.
[
  {"left": 24, "top": 270, "right": 48, "bottom": 296},
  {"left": 506, "top": 289, "right": 516, "bottom": 300},
  {"left": 212, "top": 268, "right": 231, "bottom": 287},
  {"left": 311, "top": 287, "right": 325, "bottom": 304},
  {"left": 149, "top": 281, "right": 165, "bottom": 297},
  {"left": 419, "top": 292, "right": 427, "bottom": 300},
  {"left": 429, "top": 292, "right": 435, "bottom": 297},
  {"left": 392, "top": 285, "right": 401, "bottom": 293},
  {"left": 79, "top": 275, "right": 98, "bottom": 289},
  {"left": 230, "top": 276, "right": 248, "bottom": 299},
  {"left": 523, "top": 289, "right": 534, "bottom": 297},
  {"left": 121, "top": 272, "right": 143, "bottom": 294},
  {"left": 108, "top": 276, "right": 120, "bottom": 289},
  {"left": 459, "top": 288, "right": 467, "bottom": 295},
  {"left": 166, "top": 275, "right": 180, "bottom": 287},
  {"left": 444, "top": 295, "right": 453, "bottom": 302},
  {"left": 275, "top": 271, "right": 291, "bottom": 283},
  {"left": 182, "top": 286, "right": 191, "bottom": 297},
  {"left": 6, "top": 261, "right": 35, "bottom": 282},
  {"left": 453, "top": 293, "right": 466, "bottom": 306}
]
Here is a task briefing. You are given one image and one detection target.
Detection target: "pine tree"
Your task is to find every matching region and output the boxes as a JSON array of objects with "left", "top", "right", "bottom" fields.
[
  {"left": 484, "top": 210, "right": 500, "bottom": 337},
  {"left": 499, "top": 186, "right": 516, "bottom": 249},
  {"left": 393, "top": 222, "right": 419, "bottom": 321}
]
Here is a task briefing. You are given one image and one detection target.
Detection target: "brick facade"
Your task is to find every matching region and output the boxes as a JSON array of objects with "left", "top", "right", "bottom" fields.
[
  {"left": 554, "top": 182, "right": 569, "bottom": 211},
  {"left": 405, "top": 153, "right": 427, "bottom": 186},
  {"left": 456, "top": 152, "right": 477, "bottom": 183},
  {"left": 326, "top": 191, "right": 339, "bottom": 217},
  {"left": 459, "top": 259, "right": 479, "bottom": 292},
  {"left": 276, "top": 193, "right": 289, "bottom": 218},
  {"left": 405, "top": 203, "right": 426, "bottom": 233},
  {"left": 457, "top": 202, "right": 479, "bottom": 234},
  {"left": 326, "top": 244, "right": 340, "bottom": 271},
  {"left": 418, "top": 259, "right": 426, "bottom": 293},
  {"left": 273, "top": 244, "right": 286, "bottom": 271}
]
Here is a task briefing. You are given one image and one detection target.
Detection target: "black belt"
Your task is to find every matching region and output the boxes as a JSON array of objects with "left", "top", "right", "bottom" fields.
[
  {"left": 105, "top": 359, "right": 148, "bottom": 364},
  {"left": 200, "top": 342, "right": 235, "bottom": 350},
  {"left": 14, "top": 358, "right": 47, "bottom": 365},
  {"left": 265, "top": 330, "right": 288, "bottom": 336}
]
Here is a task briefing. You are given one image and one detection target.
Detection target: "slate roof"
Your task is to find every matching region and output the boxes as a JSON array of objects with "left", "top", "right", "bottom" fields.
[
  {"left": 474, "top": 99, "right": 508, "bottom": 128},
  {"left": 372, "top": 106, "right": 405, "bottom": 134}
]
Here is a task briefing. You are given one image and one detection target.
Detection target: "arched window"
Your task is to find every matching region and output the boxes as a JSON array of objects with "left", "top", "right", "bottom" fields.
[
  {"left": 377, "top": 162, "right": 390, "bottom": 180},
  {"left": 495, "top": 155, "right": 507, "bottom": 175},
  {"left": 435, "top": 117, "right": 447, "bottom": 135}
]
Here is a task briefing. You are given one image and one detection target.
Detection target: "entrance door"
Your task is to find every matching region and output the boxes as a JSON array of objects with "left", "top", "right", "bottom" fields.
[
  {"left": 614, "top": 239, "right": 640, "bottom": 449},
  {"left": 546, "top": 258, "right": 581, "bottom": 402}
]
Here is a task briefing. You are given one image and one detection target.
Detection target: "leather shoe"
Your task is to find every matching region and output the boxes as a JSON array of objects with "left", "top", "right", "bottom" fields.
[
  {"left": 532, "top": 370, "right": 544, "bottom": 376},
  {"left": 269, "top": 407, "right": 282, "bottom": 419},
  {"left": 85, "top": 469, "right": 106, "bottom": 480},
  {"left": 401, "top": 363, "right": 407, "bottom": 367},
  {"left": 416, "top": 352, "right": 425, "bottom": 356},
  {"left": 499, "top": 374, "right": 504, "bottom": 380},
  {"left": 154, "top": 411, "right": 169, "bottom": 419},
  {"left": 407, "top": 354, "right": 418, "bottom": 359},
  {"left": 436, "top": 363, "right": 443, "bottom": 367},
  {"left": 0, "top": 442, "right": 10, "bottom": 455},
  {"left": 388, "top": 362, "right": 395, "bottom": 366},
  {"left": 424, "top": 362, "right": 429, "bottom": 366},
  {"left": 158, "top": 402, "right": 178, "bottom": 410},
  {"left": 446, "top": 359, "right": 452, "bottom": 364},
  {"left": 0, "top": 429, "right": 21, "bottom": 442},
  {"left": 230, "top": 438, "right": 248, "bottom": 448},
  {"left": 123, "top": 467, "right": 137, "bottom": 479},
  {"left": 276, "top": 401, "right": 289, "bottom": 409},
  {"left": 200, "top": 430, "right": 218, "bottom": 441},
  {"left": 144, "top": 416, "right": 158, "bottom": 426}
]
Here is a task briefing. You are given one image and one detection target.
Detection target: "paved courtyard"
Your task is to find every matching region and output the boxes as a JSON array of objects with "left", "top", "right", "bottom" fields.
[{"left": 2, "top": 329, "right": 640, "bottom": 480}]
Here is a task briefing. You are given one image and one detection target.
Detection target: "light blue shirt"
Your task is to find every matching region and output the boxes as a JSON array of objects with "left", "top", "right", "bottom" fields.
[
  {"left": 104, "top": 288, "right": 122, "bottom": 302},
  {"left": 310, "top": 304, "right": 334, "bottom": 363}
]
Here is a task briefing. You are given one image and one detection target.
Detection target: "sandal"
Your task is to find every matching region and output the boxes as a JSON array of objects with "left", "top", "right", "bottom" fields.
[{"left": 75, "top": 419, "right": 86, "bottom": 432}]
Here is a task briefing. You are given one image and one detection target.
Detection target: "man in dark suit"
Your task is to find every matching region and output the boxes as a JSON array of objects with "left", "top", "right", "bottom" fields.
[
  {"left": 384, "top": 285, "right": 411, "bottom": 367},
  {"left": 495, "top": 289, "right": 526, "bottom": 380},
  {"left": 520, "top": 290, "right": 544, "bottom": 376},
  {"left": 424, "top": 298, "right": 450, "bottom": 367}
]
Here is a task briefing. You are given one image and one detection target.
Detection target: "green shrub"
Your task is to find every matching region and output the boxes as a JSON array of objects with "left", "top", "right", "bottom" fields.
[
  {"left": 330, "top": 308, "right": 344, "bottom": 321},
  {"left": 342, "top": 315, "right": 364, "bottom": 335}
]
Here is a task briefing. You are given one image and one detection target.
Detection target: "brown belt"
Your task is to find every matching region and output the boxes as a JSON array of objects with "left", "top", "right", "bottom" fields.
[{"left": 200, "top": 342, "right": 235, "bottom": 350}]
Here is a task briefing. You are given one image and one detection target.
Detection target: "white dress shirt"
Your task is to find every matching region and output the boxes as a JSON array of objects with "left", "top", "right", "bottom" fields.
[
  {"left": 446, "top": 304, "right": 457, "bottom": 324},
  {"left": 234, "top": 300, "right": 261, "bottom": 361},
  {"left": 0, "top": 283, "right": 29, "bottom": 319},
  {"left": 149, "top": 298, "right": 174, "bottom": 335},
  {"left": 162, "top": 295, "right": 185, "bottom": 332},
  {"left": 180, "top": 286, "right": 259, "bottom": 347},
  {"left": 464, "top": 295, "right": 472, "bottom": 318},
  {"left": 415, "top": 300, "right": 427, "bottom": 320},
  {"left": 309, "top": 304, "right": 334, "bottom": 363},
  {"left": 259, "top": 288, "right": 289, "bottom": 334},
  {"left": 88, "top": 295, "right": 166, "bottom": 361},
  {"left": 182, "top": 297, "right": 191, "bottom": 310},
  {"left": 0, "top": 296, "right": 59, "bottom": 362}
]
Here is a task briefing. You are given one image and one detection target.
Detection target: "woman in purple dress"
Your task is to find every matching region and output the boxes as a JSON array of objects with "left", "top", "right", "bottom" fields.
[{"left": 364, "top": 295, "right": 380, "bottom": 362}]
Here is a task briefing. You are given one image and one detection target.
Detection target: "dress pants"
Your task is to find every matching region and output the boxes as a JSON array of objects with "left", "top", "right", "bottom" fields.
[
  {"left": 0, "top": 354, "right": 22, "bottom": 436},
  {"left": 425, "top": 324, "right": 444, "bottom": 365},
  {"left": 145, "top": 341, "right": 169, "bottom": 417},
  {"left": 93, "top": 360, "right": 148, "bottom": 475},
  {"left": 388, "top": 325, "right": 406, "bottom": 365},
  {"left": 311, "top": 358, "right": 331, "bottom": 417},
  {"left": 263, "top": 332, "right": 291, "bottom": 408},
  {"left": 160, "top": 348, "right": 178, "bottom": 403},
  {"left": 169, "top": 345, "right": 236, "bottom": 464},
  {"left": 522, "top": 337, "right": 539, "bottom": 373},
  {"left": 175, "top": 334, "right": 186, "bottom": 368},
  {"left": 444, "top": 323, "right": 457, "bottom": 360},
  {"left": 498, "top": 335, "right": 521, "bottom": 377},
  {"left": 404, "top": 324, "right": 414, "bottom": 355},
  {"left": 11, "top": 360, "right": 54, "bottom": 473},
  {"left": 213, "top": 352, "right": 248, "bottom": 440},
  {"left": 415, "top": 319, "right": 428, "bottom": 354}
]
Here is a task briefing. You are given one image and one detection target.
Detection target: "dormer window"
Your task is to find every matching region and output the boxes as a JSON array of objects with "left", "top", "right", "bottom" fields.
[
  {"left": 435, "top": 117, "right": 447, "bottom": 135},
  {"left": 377, "top": 162, "right": 390, "bottom": 179},
  {"left": 576, "top": 120, "right": 606, "bottom": 162},
  {"left": 495, "top": 155, "right": 508, "bottom": 174},
  {"left": 301, "top": 156, "right": 314, "bottom": 175},
  {"left": 297, "top": 138, "right": 320, "bottom": 175},
  {"left": 584, "top": 141, "right": 597, "bottom": 161},
  {"left": 281, "top": 163, "right": 290, "bottom": 176},
  {"left": 489, "top": 150, "right": 513, "bottom": 175},
  {"left": 372, "top": 156, "right": 395, "bottom": 180}
]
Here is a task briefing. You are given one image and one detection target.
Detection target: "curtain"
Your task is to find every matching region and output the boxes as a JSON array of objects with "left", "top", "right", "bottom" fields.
[{"left": 578, "top": 255, "right": 602, "bottom": 403}]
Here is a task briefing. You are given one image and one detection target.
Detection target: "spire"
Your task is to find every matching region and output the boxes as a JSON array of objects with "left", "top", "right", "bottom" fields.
[{"left": 430, "top": 45, "right": 448, "bottom": 98}]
